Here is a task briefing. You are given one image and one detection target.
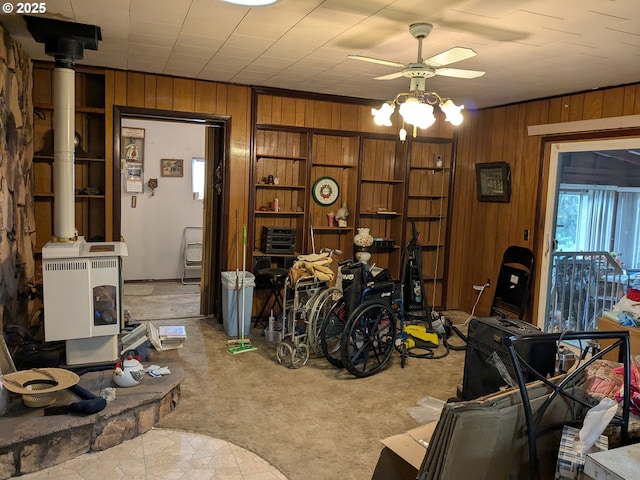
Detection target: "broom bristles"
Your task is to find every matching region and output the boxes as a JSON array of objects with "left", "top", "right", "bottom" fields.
[{"left": 227, "top": 344, "right": 257, "bottom": 355}]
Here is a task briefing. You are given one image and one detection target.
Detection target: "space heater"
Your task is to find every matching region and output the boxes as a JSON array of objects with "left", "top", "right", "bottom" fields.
[
  {"left": 26, "top": 17, "right": 128, "bottom": 365},
  {"left": 42, "top": 240, "right": 127, "bottom": 365}
]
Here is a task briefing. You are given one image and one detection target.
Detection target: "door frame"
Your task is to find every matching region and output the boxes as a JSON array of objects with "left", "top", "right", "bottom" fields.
[
  {"left": 112, "top": 106, "right": 231, "bottom": 318},
  {"left": 536, "top": 136, "right": 640, "bottom": 328}
]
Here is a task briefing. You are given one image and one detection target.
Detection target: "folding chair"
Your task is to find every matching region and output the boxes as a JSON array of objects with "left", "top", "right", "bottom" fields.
[
  {"left": 182, "top": 226, "right": 203, "bottom": 285},
  {"left": 491, "top": 245, "right": 534, "bottom": 320}
]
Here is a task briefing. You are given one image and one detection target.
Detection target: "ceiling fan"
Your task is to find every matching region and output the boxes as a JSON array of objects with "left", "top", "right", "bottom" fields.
[
  {"left": 352, "top": 23, "right": 485, "bottom": 138},
  {"left": 348, "top": 22, "right": 485, "bottom": 91}
]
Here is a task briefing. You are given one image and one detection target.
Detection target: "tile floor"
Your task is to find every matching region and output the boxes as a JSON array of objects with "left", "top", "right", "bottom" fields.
[{"left": 15, "top": 428, "right": 287, "bottom": 480}]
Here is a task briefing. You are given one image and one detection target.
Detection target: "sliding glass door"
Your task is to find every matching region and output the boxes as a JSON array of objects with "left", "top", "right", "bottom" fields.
[{"left": 538, "top": 137, "right": 640, "bottom": 331}]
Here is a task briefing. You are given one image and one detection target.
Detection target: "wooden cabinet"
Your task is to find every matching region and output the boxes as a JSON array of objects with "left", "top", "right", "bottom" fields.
[
  {"left": 598, "top": 316, "right": 640, "bottom": 361},
  {"left": 32, "top": 63, "right": 107, "bottom": 252}
]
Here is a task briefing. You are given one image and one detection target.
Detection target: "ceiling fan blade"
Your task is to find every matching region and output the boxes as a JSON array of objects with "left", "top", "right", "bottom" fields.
[
  {"left": 348, "top": 54, "right": 405, "bottom": 69},
  {"left": 374, "top": 71, "right": 404, "bottom": 81},
  {"left": 424, "top": 47, "right": 477, "bottom": 67},
  {"left": 434, "top": 67, "right": 485, "bottom": 79}
]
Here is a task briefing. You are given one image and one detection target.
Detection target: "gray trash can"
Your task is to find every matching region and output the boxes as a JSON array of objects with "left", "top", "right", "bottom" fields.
[{"left": 221, "top": 271, "right": 255, "bottom": 337}]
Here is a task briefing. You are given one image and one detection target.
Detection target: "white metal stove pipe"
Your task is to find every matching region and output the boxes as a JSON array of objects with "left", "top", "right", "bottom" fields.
[{"left": 53, "top": 66, "right": 76, "bottom": 241}]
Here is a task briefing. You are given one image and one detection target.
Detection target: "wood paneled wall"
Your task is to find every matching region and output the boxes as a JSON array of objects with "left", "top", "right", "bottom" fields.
[
  {"left": 255, "top": 93, "right": 455, "bottom": 138},
  {"left": 103, "top": 70, "right": 252, "bottom": 267},
  {"left": 449, "top": 83, "right": 640, "bottom": 321},
  {"left": 71, "top": 67, "right": 640, "bottom": 318}
]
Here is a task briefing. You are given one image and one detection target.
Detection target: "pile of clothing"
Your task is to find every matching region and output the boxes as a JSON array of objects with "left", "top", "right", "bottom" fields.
[
  {"left": 610, "top": 287, "right": 640, "bottom": 327},
  {"left": 288, "top": 252, "right": 335, "bottom": 284}
]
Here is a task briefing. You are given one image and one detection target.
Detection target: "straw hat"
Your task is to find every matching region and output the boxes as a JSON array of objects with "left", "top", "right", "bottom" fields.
[{"left": 2, "top": 368, "right": 80, "bottom": 408}]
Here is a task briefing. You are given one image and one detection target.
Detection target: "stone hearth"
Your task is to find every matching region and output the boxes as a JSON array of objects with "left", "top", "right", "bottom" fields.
[{"left": 0, "top": 360, "right": 183, "bottom": 479}]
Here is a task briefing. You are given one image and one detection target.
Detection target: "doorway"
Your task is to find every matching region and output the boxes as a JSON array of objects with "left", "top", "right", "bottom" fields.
[
  {"left": 537, "top": 137, "right": 640, "bottom": 330},
  {"left": 113, "top": 106, "right": 229, "bottom": 319}
]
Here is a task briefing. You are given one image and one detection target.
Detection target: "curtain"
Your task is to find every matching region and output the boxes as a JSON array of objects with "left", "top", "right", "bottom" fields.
[
  {"left": 585, "top": 189, "right": 615, "bottom": 251},
  {"left": 614, "top": 192, "right": 640, "bottom": 270}
]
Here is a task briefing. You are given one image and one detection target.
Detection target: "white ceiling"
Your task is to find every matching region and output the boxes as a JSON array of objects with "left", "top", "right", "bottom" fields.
[{"left": 2, "top": 0, "right": 640, "bottom": 109}]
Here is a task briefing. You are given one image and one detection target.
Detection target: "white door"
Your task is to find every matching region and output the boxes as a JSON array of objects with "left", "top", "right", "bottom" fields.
[{"left": 537, "top": 137, "right": 640, "bottom": 330}]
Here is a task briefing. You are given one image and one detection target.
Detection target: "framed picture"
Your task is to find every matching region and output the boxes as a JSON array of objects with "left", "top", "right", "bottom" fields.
[
  {"left": 161, "top": 158, "right": 184, "bottom": 177},
  {"left": 475, "top": 162, "right": 511, "bottom": 202},
  {"left": 121, "top": 127, "right": 145, "bottom": 164},
  {"left": 312, "top": 176, "right": 339, "bottom": 206}
]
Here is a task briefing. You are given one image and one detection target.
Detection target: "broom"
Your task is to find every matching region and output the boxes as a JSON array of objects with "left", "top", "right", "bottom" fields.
[{"left": 228, "top": 223, "right": 257, "bottom": 354}]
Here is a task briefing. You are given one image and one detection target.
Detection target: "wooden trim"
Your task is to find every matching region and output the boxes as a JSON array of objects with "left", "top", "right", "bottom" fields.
[
  {"left": 111, "top": 105, "right": 230, "bottom": 240},
  {"left": 528, "top": 114, "right": 640, "bottom": 136},
  {"left": 252, "top": 86, "right": 379, "bottom": 106}
]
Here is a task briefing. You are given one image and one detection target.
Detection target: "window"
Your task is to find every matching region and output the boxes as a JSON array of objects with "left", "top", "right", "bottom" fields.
[
  {"left": 557, "top": 185, "right": 640, "bottom": 270},
  {"left": 192, "top": 157, "right": 205, "bottom": 200},
  {"left": 555, "top": 190, "right": 585, "bottom": 251}
]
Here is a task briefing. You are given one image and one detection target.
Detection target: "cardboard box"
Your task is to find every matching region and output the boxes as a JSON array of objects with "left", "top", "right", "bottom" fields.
[
  {"left": 584, "top": 442, "right": 640, "bottom": 480},
  {"left": 372, "top": 422, "right": 437, "bottom": 480},
  {"left": 555, "top": 425, "right": 608, "bottom": 480},
  {"left": 598, "top": 316, "right": 640, "bottom": 361},
  {"left": 373, "top": 378, "right": 587, "bottom": 480},
  {"left": 148, "top": 323, "right": 187, "bottom": 351}
]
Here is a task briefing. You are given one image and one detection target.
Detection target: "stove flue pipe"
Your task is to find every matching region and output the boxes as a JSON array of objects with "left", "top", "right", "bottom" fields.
[
  {"left": 53, "top": 63, "right": 76, "bottom": 241},
  {"left": 23, "top": 16, "right": 102, "bottom": 241}
]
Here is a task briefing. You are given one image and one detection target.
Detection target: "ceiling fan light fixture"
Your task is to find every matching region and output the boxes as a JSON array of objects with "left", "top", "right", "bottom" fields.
[
  {"left": 354, "top": 23, "right": 481, "bottom": 140},
  {"left": 371, "top": 90, "right": 464, "bottom": 139}
]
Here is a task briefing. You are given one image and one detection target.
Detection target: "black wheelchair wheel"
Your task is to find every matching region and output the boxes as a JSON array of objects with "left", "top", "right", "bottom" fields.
[{"left": 340, "top": 302, "right": 396, "bottom": 378}]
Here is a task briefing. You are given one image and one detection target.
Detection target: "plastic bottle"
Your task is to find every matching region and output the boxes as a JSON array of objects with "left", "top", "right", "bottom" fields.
[
  {"left": 431, "top": 318, "right": 446, "bottom": 336},
  {"left": 268, "top": 310, "right": 275, "bottom": 332},
  {"left": 430, "top": 311, "right": 446, "bottom": 336}
]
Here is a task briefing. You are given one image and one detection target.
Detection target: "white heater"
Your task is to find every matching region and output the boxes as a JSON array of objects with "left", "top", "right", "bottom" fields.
[{"left": 42, "top": 238, "right": 128, "bottom": 365}]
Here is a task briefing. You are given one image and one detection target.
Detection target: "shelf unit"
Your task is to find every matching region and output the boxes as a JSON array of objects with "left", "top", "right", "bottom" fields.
[
  {"left": 250, "top": 96, "right": 454, "bottom": 310},
  {"left": 253, "top": 128, "right": 309, "bottom": 258},
  {"left": 32, "top": 63, "right": 107, "bottom": 253},
  {"left": 308, "top": 133, "right": 359, "bottom": 267},
  {"left": 356, "top": 137, "right": 406, "bottom": 279},
  {"left": 405, "top": 140, "right": 454, "bottom": 308}
]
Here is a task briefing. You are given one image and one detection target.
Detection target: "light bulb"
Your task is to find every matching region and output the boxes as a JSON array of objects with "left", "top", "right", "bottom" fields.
[
  {"left": 399, "top": 98, "right": 435, "bottom": 129},
  {"left": 399, "top": 128, "right": 407, "bottom": 142},
  {"left": 441, "top": 99, "right": 464, "bottom": 126},
  {"left": 371, "top": 102, "right": 394, "bottom": 127}
]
